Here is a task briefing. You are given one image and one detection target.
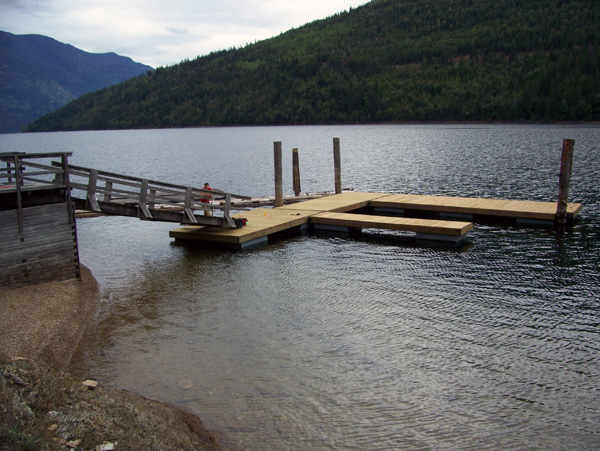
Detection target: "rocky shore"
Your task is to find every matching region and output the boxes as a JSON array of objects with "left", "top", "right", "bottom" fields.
[{"left": 0, "top": 267, "right": 228, "bottom": 451}]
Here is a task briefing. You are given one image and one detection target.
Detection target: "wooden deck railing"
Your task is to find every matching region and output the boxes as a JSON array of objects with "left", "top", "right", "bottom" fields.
[{"left": 1, "top": 152, "right": 74, "bottom": 232}]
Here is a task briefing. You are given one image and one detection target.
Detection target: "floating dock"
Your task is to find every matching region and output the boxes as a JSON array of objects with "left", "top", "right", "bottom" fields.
[
  {"left": 310, "top": 212, "right": 472, "bottom": 242},
  {"left": 169, "top": 192, "right": 582, "bottom": 250},
  {"left": 170, "top": 192, "right": 382, "bottom": 249}
]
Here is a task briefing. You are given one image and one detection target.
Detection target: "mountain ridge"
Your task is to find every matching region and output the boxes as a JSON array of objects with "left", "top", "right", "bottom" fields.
[{"left": 0, "top": 30, "right": 153, "bottom": 134}]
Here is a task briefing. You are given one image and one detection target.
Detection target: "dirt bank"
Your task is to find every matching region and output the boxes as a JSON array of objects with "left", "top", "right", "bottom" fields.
[
  {"left": 0, "top": 358, "right": 223, "bottom": 451},
  {"left": 0, "top": 268, "right": 229, "bottom": 451}
]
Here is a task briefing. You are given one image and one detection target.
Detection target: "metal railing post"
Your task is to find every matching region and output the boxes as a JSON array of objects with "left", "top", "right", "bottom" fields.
[
  {"left": 222, "top": 193, "right": 237, "bottom": 228},
  {"left": 183, "top": 187, "right": 197, "bottom": 223},
  {"left": 103, "top": 181, "right": 113, "bottom": 202},
  {"left": 86, "top": 169, "right": 101, "bottom": 212},
  {"left": 138, "top": 179, "right": 153, "bottom": 218}
]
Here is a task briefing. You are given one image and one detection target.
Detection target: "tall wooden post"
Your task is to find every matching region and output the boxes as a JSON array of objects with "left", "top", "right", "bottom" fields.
[
  {"left": 14, "top": 155, "right": 23, "bottom": 232},
  {"left": 274, "top": 141, "right": 283, "bottom": 207},
  {"left": 333, "top": 137, "right": 342, "bottom": 194},
  {"left": 556, "top": 139, "right": 575, "bottom": 226},
  {"left": 292, "top": 148, "right": 301, "bottom": 196}
]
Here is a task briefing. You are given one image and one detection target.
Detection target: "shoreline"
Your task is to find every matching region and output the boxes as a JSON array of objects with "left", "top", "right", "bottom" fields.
[
  {"left": 0, "top": 265, "right": 99, "bottom": 370},
  {"left": 0, "top": 267, "right": 229, "bottom": 451}
]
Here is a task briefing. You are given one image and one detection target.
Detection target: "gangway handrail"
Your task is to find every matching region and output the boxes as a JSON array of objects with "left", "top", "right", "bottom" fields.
[
  {"left": 64, "top": 163, "right": 250, "bottom": 200},
  {"left": 51, "top": 162, "right": 251, "bottom": 228}
]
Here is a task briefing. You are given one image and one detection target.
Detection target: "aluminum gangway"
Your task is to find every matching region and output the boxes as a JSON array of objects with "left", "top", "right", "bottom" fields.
[
  {"left": 55, "top": 163, "right": 251, "bottom": 228},
  {"left": 0, "top": 153, "right": 250, "bottom": 228}
]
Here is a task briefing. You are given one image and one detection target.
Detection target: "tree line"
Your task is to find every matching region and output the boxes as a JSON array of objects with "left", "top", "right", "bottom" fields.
[{"left": 25, "top": 0, "right": 600, "bottom": 132}]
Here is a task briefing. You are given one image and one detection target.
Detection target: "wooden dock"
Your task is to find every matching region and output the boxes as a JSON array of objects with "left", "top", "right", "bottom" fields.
[{"left": 170, "top": 192, "right": 581, "bottom": 249}]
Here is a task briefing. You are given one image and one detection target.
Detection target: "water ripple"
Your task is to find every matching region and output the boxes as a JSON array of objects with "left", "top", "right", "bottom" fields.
[{"left": 59, "top": 124, "right": 600, "bottom": 451}]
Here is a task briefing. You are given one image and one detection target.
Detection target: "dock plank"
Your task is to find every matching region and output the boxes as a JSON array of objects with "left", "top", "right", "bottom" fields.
[
  {"left": 372, "top": 194, "right": 582, "bottom": 221},
  {"left": 169, "top": 208, "right": 319, "bottom": 245},
  {"left": 278, "top": 192, "right": 388, "bottom": 212},
  {"left": 311, "top": 212, "right": 472, "bottom": 236}
]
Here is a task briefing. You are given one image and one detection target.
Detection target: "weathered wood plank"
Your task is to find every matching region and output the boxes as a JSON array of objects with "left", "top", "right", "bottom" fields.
[
  {"left": 1, "top": 263, "right": 77, "bottom": 288},
  {"left": 1, "top": 234, "right": 76, "bottom": 257},
  {"left": 0, "top": 234, "right": 76, "bottom": 255},
  {"left": 1, "top": 255, "right": 78, "bottom": 286},
  {"left": 0, "top": 195, "right": 79, "bottom": 289},
  {"left": 0, "top": 204, "right": 71, "bottom": 230},
  {"left": 70, "top": 198, "right": 225, "bottom": 226},
  {"left": 1, "top": 250, "right": 78, "bottom": 270},
  {"left": 0, "top": 212, "right": 72, "bottom": 227},
  {"left": 0, "top": 224, "right": 74, "bottom": 242},
  {"left": 70, "top": 181, "right": 226, "bottom": 212},
  {"left": 65, "top": 163, "right": 246, "bottom": 196}
]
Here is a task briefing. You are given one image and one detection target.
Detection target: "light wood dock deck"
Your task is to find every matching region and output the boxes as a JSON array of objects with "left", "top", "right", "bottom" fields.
[
  {"left": 170, "top": 207, "right": 320, "bottom": 249},
  {"left": 169, "top": 192, "right": 384, "bottom": 249},
  {"left": 169, "top": 192, "right": 582, "bottom": 249},
  {"left": 311, "top": 212, "right": 472, "bottom": 242},
  {"left": 371, "top": 193, "right": 583, "bottom": 224}
]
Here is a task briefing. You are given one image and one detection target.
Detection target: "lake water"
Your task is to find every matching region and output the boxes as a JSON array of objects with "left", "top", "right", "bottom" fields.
[{"left": 1, "top": 124, "right": 599, "bottom": 450}]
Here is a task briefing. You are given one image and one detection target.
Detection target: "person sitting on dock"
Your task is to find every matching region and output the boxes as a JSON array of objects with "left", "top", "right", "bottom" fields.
[{"left": 201, "top": 182, "right": 213, "bottom": 217}]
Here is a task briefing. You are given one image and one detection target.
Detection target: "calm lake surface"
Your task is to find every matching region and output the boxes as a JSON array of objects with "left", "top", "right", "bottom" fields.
[{"left": 1, "top": 124, "right": 599, "bottom": 450}]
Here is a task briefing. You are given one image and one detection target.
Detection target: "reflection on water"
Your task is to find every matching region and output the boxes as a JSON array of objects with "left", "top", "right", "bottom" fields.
[{"left": 4, "top": 124, "right": 598, "bottom": 450}]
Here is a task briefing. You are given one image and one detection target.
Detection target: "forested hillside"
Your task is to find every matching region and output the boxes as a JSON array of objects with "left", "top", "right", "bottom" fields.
[
  {"left": 25, "top": 0, "right": 600, "bottom": 132},
  {"left": 1, "top": 31, "right": 152, "bottom": 134}
]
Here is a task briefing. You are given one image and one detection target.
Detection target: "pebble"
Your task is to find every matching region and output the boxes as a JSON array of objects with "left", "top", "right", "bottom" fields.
[{"left": 178, "top": 380, "right": 194, "bottom": 390}]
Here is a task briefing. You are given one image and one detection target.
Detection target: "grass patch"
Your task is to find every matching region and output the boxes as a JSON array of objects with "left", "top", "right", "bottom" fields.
[{"left": 0, "top": 425, "right": 46, "bottom": 451}]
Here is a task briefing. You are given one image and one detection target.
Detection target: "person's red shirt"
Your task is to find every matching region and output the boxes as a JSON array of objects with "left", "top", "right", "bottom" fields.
[{"left": 200, "top": 184, "right": 212, "bottom": 203}]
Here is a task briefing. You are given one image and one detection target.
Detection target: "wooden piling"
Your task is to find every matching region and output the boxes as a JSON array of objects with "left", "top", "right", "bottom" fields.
[
  {"left": 274, "top": 141, "right": 283, "bottom": 207},
  {"left": 333, "top": 138, "right": 342, "bottom": 194},
  {"left": 556, "top": 139, "right": 575, "bottom": 226},
  {"left": 292, "top": 148, "right": 301, "bottom": 196}
]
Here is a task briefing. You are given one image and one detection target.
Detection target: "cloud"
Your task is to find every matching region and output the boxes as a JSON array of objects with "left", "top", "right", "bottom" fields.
[
  {"left": 0, "top": 0, "right": 369, "bottom": 68},
  {"left": 166, "top": 26, "right": 190, "bottom": 35},
  {"left": 1, "top": 0, "right": 50, "bottom": 13}
]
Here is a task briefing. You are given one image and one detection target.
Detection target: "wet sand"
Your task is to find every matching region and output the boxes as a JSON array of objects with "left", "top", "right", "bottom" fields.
[
  {"left": 0, "top": 267, "right": 229, "bottom": 451},
  {"left": 0, "top": 265, "right": 99, "bottom": 369}
]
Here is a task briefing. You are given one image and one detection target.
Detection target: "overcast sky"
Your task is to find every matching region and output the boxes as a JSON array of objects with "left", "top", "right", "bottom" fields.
[{"left": 1, "top": 0, "right": 369, "bottom": 68}]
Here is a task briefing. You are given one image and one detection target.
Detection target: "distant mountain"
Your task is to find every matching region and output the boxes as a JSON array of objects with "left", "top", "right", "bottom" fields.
[
  {"left": 0, "top": 31, "right": 153, "bottom": 134},
  {"left": 24, "top": 0, "right": 600, "bottom": 132}
]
